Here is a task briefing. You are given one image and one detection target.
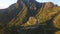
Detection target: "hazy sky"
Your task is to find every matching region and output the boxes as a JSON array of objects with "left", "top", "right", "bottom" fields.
[{"left": 0, "top": 0, "right": 60, "bottom": 9}]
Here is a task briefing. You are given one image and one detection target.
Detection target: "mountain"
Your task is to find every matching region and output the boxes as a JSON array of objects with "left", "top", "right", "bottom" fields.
[{"left": 0, "top": 0, "right": 60, "bottom": 34}]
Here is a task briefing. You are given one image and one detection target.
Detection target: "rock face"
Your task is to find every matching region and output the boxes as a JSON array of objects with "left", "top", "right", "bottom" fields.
[{"left": 0, "top": 0, "right": 60, "bottom": 34}]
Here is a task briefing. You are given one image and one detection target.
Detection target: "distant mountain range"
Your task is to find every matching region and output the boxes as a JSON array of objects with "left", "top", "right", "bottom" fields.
[{"left": 0, "top": 0, "right": 60, "bottom": 34}]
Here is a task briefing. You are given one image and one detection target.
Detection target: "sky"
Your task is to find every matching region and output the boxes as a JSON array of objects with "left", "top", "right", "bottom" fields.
[{"left": 0, "top": 0, "right": 60, "bottom": 9}]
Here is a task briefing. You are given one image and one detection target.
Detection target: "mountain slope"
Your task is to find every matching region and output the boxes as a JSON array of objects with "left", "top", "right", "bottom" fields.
[{"left": 0, "top": 0, "right": 60, "bottom": 34}]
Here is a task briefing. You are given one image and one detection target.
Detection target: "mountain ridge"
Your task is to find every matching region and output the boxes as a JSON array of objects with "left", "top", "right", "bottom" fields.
[{"left": 0, "top": 0, "right": 60, "bottom": 34}]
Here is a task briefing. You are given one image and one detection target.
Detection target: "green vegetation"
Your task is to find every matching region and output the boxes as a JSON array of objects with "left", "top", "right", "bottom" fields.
[{"left": 0, "top": 0, "right": 60, "bottom": 34}]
